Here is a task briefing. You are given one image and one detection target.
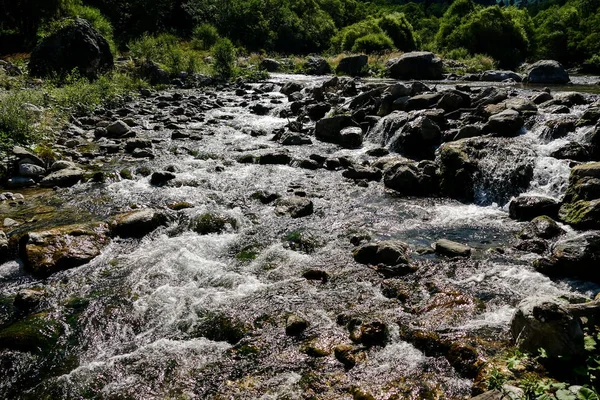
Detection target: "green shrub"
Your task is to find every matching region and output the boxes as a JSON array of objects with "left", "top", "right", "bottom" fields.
[
  {"left": 128, "top": 34, "right": 206, "bottom": 75},
  {"left": 331, "top": 18, "right": 383, "bottom": 53},
  {"left": 445, "top": 47, "right": 470, "bottom": 60},
  {"left": 192, "top": 23, "right": 220, "bottom": 50},
  {"left": 211, "top": 38, "right": 236, "bottom": 80},
  {"left": 352, "top": 33, "right": 394, "bottom": 53},
  {"left": 0, "top": 90, "right": 47, "bottom": 156},
  {"left": 377, "top": 12, "right": 416, "bottom": 52}
]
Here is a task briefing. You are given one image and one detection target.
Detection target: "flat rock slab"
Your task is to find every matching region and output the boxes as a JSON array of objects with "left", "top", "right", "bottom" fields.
[
  {"left": 21, "top": 222, "right": 110, "bottom": 277},
  {"left": 434, "top": 239, "right": 471, "bottom": 257},
  {"left": 40, "top": 168, "right": 84, "bottom": 188}
]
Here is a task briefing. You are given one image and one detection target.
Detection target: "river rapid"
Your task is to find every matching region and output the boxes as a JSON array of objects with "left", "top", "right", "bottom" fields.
[{"left": 1, "top": 74, "right": 600, "bottom": 399}]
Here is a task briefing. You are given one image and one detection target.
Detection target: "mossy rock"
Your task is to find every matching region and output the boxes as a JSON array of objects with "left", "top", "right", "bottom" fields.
[
  {"left": 559, "top": 199, "right": 600, "bottom": 229},
  {"left": 192, "top": 213, "right": 237, "bottom": 235},
  {"left": 0, "top": 313, "right": 63, "bottom": 352}
]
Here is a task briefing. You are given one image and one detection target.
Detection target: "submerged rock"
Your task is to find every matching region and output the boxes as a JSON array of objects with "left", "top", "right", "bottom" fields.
[
  {"left": 0, "top": 313, "right": 63, "bottom": 352},
  {"left": 20, "top": 222, "right": 110, "bottom": 277},
  {"left": 274, "top": 197, "right": 314, "bottom": 218},
  {"left": 285, "top": 314, "right": 309, "bottom": 336},
  {"left": 510, "top": 296, "right": 584, "bottom": 358}
]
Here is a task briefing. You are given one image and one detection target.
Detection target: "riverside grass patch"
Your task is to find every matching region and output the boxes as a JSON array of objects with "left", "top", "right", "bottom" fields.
[{"left": 0, "top": 71, "right": 147, "bottom": 158}]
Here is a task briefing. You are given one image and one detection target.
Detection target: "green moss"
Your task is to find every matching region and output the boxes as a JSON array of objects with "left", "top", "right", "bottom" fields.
[
  {"left": 235, "top": 245, "right": 260, "bottom": 262},
  {"left": 192, "top": 213, "right": 237, "bottom": 235},
  {"left": 0, "top": 313, "right": 63, "bottom": 352},
  {"left": 559, "top": 200, "right": 592, "bottom": 226}
]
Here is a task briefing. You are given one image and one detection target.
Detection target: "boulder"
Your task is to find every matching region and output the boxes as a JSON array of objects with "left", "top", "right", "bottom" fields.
[
  {"left": 483, "top": 109, "right": 524, "bottom": 137},
  {"left": 338, "top": 126, "right": 363, "bottom": 149},
  {"left": 559, "top": 162, "right": 600, "bottom": 229},
  {"left": 535, "top": 231, "right": 600, "bottom": 283},
  {"left": 150, "top": 171, "right": 176, "bottom": 186},
  {"left": 40, "top": 167, "right": 84, "bottom": 188},
  {"left": 510, "top": 296, "right": 584, "bottom": 358},
  {"left": 274, "top": 197, "right": 314, "bottom": 218},
  {"left": 106, "top": 120, "right": 131, "bottom": 137},
  {"left": 18, "top": 163, "right": 46, "bottom": 179},
  {"left": 12, "top": 146, "right": 45, "bottom": 168},
  {"left": 509, "top": 195, "right": 560, "bottom": 221},
  {"left": 525, "top": 60, "right": 570, "bottom": 84},
  {"left": 353, "top": 240, "right": 411, "bottom": 266},
  {"left": 517, "top": 216, "right": 565, "bottom": 240},
  {"left": 29, "top": 19, "right": 113, "bottom": 79},
  {"left": 20, "top": 222, "right": 110, "bottom": 277},
  {"left": 259, "top": 58, "right": 281, "bottom": 72},
  {"left": 303, "top": 57, "right": 332, "bottom": 75},
  {"left": 383, "top": 161, "right": 439, "bottom": 196},
  {"left": 314, "top": 115, "right": 358, "bottom": 146},
  {"left": 110, "top": 209, "right": 169, "bottom": 238},
  {"left": 336, "top": 55, "right": 368, "bottom": 76},
  {"left": 434, "top": 239, "right": 471, "bottom": 257},
  {"left": 386, "top": 52, "right": 444, "bottom": 80},
  {"left": 389, "top": 116, "right": 441, "bottom": 160},
  {"left": 480, "top": 70, "right": 523, "bottom": 82}
]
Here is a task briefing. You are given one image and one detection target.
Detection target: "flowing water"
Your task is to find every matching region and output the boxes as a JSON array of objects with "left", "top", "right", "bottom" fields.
[{"left": 1, "top": 75, "right": 600, "bottom": 399}]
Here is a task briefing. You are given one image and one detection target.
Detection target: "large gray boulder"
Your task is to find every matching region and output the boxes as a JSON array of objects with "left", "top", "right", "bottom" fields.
[
  {"left": 303, "top": 57, "right": 332, "bottom": 75},
  {"left": 336, "top": 55, "right": 368, "bottom": 76},
  {"left": 510, "top": 296, "right": 584, "bottom": 358},
  {"left": 29, "top": 19, "right": 114, "bottom": 79},
  {"left": 386, "top": 52, "right": 443, "bottom": 80},
  {"left": 525, "top": 60, "right": 570, "bottom": 84}
]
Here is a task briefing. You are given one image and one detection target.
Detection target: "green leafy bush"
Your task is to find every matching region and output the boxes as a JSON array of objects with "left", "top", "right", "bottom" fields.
[
  {"left": 377, "top": 12, "right": 416, "bottom": 52},
  {"left": 128, "top": 34, "right": 205, "bottom": 75},
  {"left": 352, "top": 33, "right": 394, "bottom": 53},
  {"left": 0, "top": 91, "right": 46, "bottom": 156},
  {"left": 192, "top": 23, "right": 220, "bottom": 50},
  {"left": 211, "top": 38, "right": 236, "bottom": 80}
]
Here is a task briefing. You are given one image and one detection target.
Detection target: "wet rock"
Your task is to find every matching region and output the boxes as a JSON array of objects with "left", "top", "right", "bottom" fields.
[
  {"left": 531, "top": 91, "right": 553, "bottom": 104},
  {"left": 20, "top": 222, "right": 110, "bottom": 277},
  {"left": 434, "top": 239, "right": 471, "bottom": 257},
  {"left": 535, "top": 232, "right": 600, "bottom": 283},
  {"left": 251, "top": 190, "right": 280, "bottom": 204},
  {"left": 386, "top": 52, "right": 443, "bottom": 80},
  {"left": 356, "top": 321, "right": 388, "bottom": 347},
  {"left": 338, "top": 126, "right": 363, "bottom": 149},
  {"left": 191, "top": 213, "right": 237, "bottom": 235},
  {"left": 559, "top": 162, "right": 600, "bottom": 229},
  {"left": 150, "top": 171, "right": 176, "bottom": 186},
  {"left": 551, "top": 142, "right": 590, "bottom": 161},
  {"left": 437, "top": 90, "right": 469, "bottom": 113},
  {"left": 384, "top": 161, "right": 439, "bottom": 196},
  {"left": 404, "top": 92, "right": 443, "bottom": 112},
  {"left": 6, "top": 177, "right": 36, "bottom": 189},
  {"left": 303, "top": 56, "right": 332, "bottom": 75},
  {"left": 259, "top": 58, "right": 280, "bottom": 72},
  {"left": 472, "top": 87, "right": 508, "bottom": 108},
  {"left": 314, "top": 115, "right": 358, "bottom": 146},
  {"left": 540, "top": 118, "right": 576, "bottom": 141},
  {"left": 353, "top": 240, "right": 411, "bottom": 266},
  {"left": 509, "top": 195, "right": 560, "bottom": 221},
  {"left": 455, "top": 124, "right": 483, "bottom": 140},
  {"left": 40, "top": 167, "right": 84, "bottom": 188},
  {"left": 342, "top": 166, "right": 382, "bottom": 181},
  {"left": 275, "top": 197, "right": 314, "bottom": 218},
  {"left": 29, "top": 19, "right": 113, "bottom": 79},
  {"left": 0, "top": 313, "right": 63, "bottom": 352},
  {"left": 480, "top": 70, "right": 523, "bottom": 82},
  {"left": 517, "top": 216, "right": 565, "bottom": 240},
  {"left": 258, "top": 152, "right": 292, "bottom": 165},
  {"left": 125, "top": 138, "right": 152, "bottom": 153},
  {"left": 576, "top": 106, "right": 600, "bottom": 127},
  {"left": 436, "top": 141, "right": 476, "bottom": 202},
  {"left": 336, "top": 54, "right": 368, "bottom": 76},
  {"left": 483, "top": 109, "right": 524, "bottom": 137},
  {"left": 280, "top": 82, "right": 303, "bottom": 96},
  {"left": 285, "top": 314, "right": 309, "bottom": 336},
  {"left": 389, "top": 116, "right": 441, "bottom": 160},
  {"left": 0, "top": 230, "right": 8, "bottom": 263},
  {"left": 306, "top": 103, "right": 331, "bottom": 121},
  {"left": 334, "top": 344, "right": 363, "bottom": 369},
  {"left": 302, "top": 269, "right": 329, "bottom": 283},
  {"left": 14, "top": 289, "right": 44, "bottom": 311},
  {"left": 525, "top": 60, "right": 570, "bottom": 84},
  {"left": 110, "top": 209, "right": 168, "bottom": 238},
  {"left": 106, "top": 120, "right": 131, "bottom": 137},
  {"left": 12, "top": 146, "right": 45, "bottom": 168},
  {"left": 510, "top": 296, "right": 584, "bottom": 358},
  {"left": 447, "top": 342, "right": 482, "bottom": 378},
  {"left": 514, "top": 238, "right": 547, "bottom": 254},
  {"left": 18, "top": 163, "right": 46, "bottom": 179},
  {"left": 49, "top": 160, "right": 76, "bottom": 172},
  {"left": 278, "top": 132, "right": 312, "bottom": 146}
]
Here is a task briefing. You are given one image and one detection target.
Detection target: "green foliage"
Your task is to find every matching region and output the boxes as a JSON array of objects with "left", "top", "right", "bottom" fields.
[
  {"left": 352, "top": 33, "right": 394, "bottom": 53},
  {"left": 436, "top": 5, "right": 531, "bottom": 69},
  {"left": 192, "top": 24, "right": 220, "bottom": 50},
  {"left": 211, "top": 38, "right": 236, "bottom": 80},
  {"left": 128, "top": 34, "right": 206, "bottom": 75},
  {"left": 487, "top": 368, "right": 507, "bottom": 391},
  {"left": 0, "top": 90, "right": 46, "bottom": 156},
  {"left": 377, "top": 12, "right": 416, "bottom": 51}
]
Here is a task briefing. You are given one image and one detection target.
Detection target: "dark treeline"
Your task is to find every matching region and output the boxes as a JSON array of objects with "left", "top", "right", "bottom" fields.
[{"left": 1, "top": 0, "right": 599, "bottom": 69}]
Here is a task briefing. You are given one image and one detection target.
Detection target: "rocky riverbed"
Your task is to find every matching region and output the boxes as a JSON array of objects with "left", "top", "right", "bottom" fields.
[{"left": 1, "top": 71, "right": 600, "bottom": 399}]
